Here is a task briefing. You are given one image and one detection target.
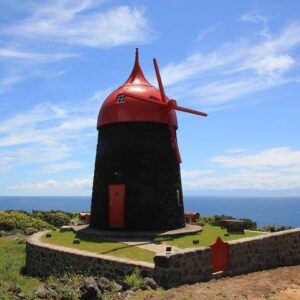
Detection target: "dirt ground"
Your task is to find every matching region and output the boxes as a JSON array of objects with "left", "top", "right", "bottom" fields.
[{"left": 129, "top": 265, "right": 300, "bottom": 300}]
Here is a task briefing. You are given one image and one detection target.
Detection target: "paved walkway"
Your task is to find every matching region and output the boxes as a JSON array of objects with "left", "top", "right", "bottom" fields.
[
  {"left": 74, "top": 225, "right": 194, "bottom": 253},
  {"left": 75, "top": 224, "right": 202, "bottom": 239},
  {"left": 107, "top": 238, "right": 180, "bottom": 253}
]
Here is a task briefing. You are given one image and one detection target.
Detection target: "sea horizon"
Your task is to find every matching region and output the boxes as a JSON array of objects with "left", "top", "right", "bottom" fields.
[{"left": 1, "top": 195, "right": 299, "bottom": 228}]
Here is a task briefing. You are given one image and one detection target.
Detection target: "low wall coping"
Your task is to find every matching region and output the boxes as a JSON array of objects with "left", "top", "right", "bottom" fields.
[
  {"left": 228, "top": 228, "right": 300, "bottom": 245},
  {"left": 27, "top": 231, "right": 154, "bottom": 269},
  {"left": 155, "top": 246, "right": 210, "bottom": 258}
]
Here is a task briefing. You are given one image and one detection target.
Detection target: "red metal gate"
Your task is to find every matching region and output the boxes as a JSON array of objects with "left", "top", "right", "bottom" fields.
[
  {"left": 108, "top": 184, "right": 125, "bottom": 228},
  {"left": 210, "top": 237, "right": 229, "bottom": 273}
]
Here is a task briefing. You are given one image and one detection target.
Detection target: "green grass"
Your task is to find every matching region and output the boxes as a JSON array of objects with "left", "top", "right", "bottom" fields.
[
  {"left": 155, "top": 225, "right": 263, "bottom": 248},
  {"left": 41, "top": 231, "right": 155, "bottom": 263},
  {"left": 0, "top": 236, "right": 40, "bottom": 299}
]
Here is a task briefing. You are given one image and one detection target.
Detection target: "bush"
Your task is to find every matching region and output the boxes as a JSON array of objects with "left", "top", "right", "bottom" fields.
[
  {"left": 0, "top": 211, "right": 54, "bottom": 233},
  {"left": 240, "top": 218, "right": 257, "bottom": 230},
  {"left": 32, "top": 210, "right": 72, "bottom": 228},
  {"left": 261, "top": 224, "right": 291, "bottom": 232},
  {"left": 124, "top": 269, "right": 144, "bottom": 289},
  {"left": 197, "top": 215, "right": 257, "bottom": 230}
]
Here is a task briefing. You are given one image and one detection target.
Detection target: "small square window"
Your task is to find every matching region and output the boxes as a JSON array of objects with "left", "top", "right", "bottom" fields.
[{"left": 117, "top": 94, "right": 125, "bottom": 103}]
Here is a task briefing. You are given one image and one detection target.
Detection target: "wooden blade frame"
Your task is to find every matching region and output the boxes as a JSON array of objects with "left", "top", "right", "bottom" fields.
[{"left": 125, "top": 58, "right": 208, "bottom": 164}]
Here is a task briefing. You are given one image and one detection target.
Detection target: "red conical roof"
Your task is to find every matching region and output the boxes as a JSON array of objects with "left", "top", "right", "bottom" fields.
[
  {"left": 123, "top": 48, "right": 151, "bottom": 86},
  {"left": 97, "top": 49, "right": 177, "bottom": 129}
]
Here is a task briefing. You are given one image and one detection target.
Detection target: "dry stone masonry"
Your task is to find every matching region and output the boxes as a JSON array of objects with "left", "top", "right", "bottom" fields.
[
  {"left": 228, "top": 228, "right": 300, "bottom": 275},
  {"left": 26, "top": 232, "right": 153, "bottom": 280},
  {"left": 153, "top": 247, "right": 212, "bottom": 288},
  {"left": 26, "top": 228, "right": 300, "bottom": 288}
]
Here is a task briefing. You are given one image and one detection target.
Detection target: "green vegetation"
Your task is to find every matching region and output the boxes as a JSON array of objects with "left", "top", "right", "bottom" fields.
[
  {"left": 155, "top": 225, "right": 263, "bottom": 248},
  {"left": 124, "top": 268, "right": 144, "bottom": 289},
  {"left": 261, "top": 224, "right": 292, "bottom": 232},
  {"left": 31, "top": 210, "right": 73, "bottom": 228},
  {"left": 197, "top": 215, "right": 257, "bottom": 230},
  {"left": 0, "top": 210, "right": 75, "bottom": 235},
  {"left": 44, "top": 274, "right": 83, "bottom": 299},
  {"left": 0, "top": 236, "right": 40, "bottom": 298},
  {"left": 41, "top": 230, "right": 155, "bottom": 263},
  {"left": 0, "top": 211, "right": 54, "bottom": 233}
]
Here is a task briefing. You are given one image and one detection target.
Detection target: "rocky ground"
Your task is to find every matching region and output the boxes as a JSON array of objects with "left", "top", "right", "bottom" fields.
[
  {"left": 10, "top": 265, "right": 299, "bottom": 299},
  {"left": 129, "top": 265, "right": 300, "bottom": 300}
]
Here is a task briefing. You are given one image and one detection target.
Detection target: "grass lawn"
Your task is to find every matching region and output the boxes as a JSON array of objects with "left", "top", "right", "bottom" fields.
[
  {"left": 0, "top": 236, "right": 40, "bottom": 299},
  {"left": 155, "top": 225, "right": 263, "bottom": 248},
  {"left": 41, "top": 231, "right": 155, "bottom": 263}
]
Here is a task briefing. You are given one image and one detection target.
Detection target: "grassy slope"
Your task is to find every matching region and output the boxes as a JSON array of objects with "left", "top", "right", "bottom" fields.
[
  {"left": 155, "top": 225, "right": 263, "bottom": 248},
  {"left": 0, "top": 236, "right": 40, "bottom": 299},
  {"left": 40, "top": 231, "right": 155, "bottom": 263}
]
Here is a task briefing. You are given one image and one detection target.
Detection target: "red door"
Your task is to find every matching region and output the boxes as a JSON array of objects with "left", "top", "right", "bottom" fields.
[
  {"left": 210, "top": 237, "right": 229, "bottom": 273},
  {"left": 108, "top": 184, "right": 125, "bottom": 228}
]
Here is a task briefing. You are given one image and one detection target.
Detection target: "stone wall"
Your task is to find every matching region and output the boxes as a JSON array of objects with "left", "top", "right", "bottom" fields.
[
  {"left": 228, "top": 228, "right": 300, "bottom": 276},
  {"left": 26, "top": 229, "right": 300, "bottom": 289},
  {"left": 26, "top": 232, "right": 153, "bottom": 279},
  {"left": 153, "top": 228, "right": 300, "bottom": 287},
  {"left": 153, "top": 247, "right": 212, "bottom": 288}
]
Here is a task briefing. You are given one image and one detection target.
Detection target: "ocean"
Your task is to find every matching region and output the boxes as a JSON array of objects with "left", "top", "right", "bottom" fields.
[{"left": 0, "top": 196, "right": 299, "bottom": 228}]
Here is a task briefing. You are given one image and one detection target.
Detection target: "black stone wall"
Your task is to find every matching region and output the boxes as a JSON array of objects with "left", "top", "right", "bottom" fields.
[{"left": 90, "top": 122, "right": 185, "bottom": 231}]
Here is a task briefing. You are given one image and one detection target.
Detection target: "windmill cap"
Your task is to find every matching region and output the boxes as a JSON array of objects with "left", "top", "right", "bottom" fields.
[{"left": 97, "top": 49, "right": 178, "bottom": 129}]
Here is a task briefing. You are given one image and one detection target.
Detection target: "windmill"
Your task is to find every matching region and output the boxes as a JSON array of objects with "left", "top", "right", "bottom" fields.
[{"left": 90, "top": 49, "right": 207, "bottom": 231}]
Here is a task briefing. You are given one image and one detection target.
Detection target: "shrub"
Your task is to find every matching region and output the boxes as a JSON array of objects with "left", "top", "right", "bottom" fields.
[
  {"left": 32, "top": 210, "right": 72, "bottom": 228},
  {"left": 197, "top": 215, "right": 257, "bottom": 230},
  {"left": 0, "top": 211, "right": 54, "bottom": 233},
  {"left": 261, "top": 224, "right": 291, "bottom": 232},
  {"left": 124, "top": 269, "right": 143, "bottom": 289}
]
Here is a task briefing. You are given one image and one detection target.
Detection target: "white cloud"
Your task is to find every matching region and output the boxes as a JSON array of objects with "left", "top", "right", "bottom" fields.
[
  {"left": 0, "top": 48, "right": 76, "bottom": 61},
  {"left": 181, "top": 169, "right": 215, "bottom": 178},
  {"left": 195, "top": 23, "right": 219, "bottom": 42},
  {"left": 0, "top": 49, "right": 75, "bottom": 93},
  {"left": 191, "top": 78, "right": 269, "bottom": 104},
  {"left": 0, "top": 91, "right": 104, "bottom": 172},
  {"left": 8, "top": 177, "right": 92, "bottom": 192},
  {"left": 239, "top": 13, "right": 268, "bottom": 24},
  {"left": 40, "top": 161, "right": 84, "bottom": 173},
  {"left": 182, "top": 147, "right": 300, "bottom": 191},
  {"left": 160, "top": 21, "right": 300, "bottom": 106},
  {"left": 16, "top": 144, "right": 70, "bottom": 164},
  {"left": 0, "top": 101, "right": 98, "bottom": 147},
  {"left": 183, "top": 171, "right": 300, "bottom": 191},
  {"left": 225, "top": 148, "right": 247, "bottom": 154},
  {"left": 0, "top": 1, "right": 152, "bottom": 92},
  {"left": 239, "top": 13, "right": 270, "bottom": 38},
  {"left": 2, "top": 2, "right": 152, "bottom": 48},
  {"left": 253, "top": 54, "right": 294, "bottom": 75},
  {"left": 0, "top": 156, "right": 13, "bottom": 172},
  {"left": 159, "top": 52, "right": 225, "bottom": 87},
  {"left": 211, "top": 147, "right": 300, "bottom": 169}
]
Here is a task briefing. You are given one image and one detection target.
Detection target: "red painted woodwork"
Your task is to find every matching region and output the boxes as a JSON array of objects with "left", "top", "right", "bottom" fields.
[
  {"left": 108, "top": 184, "right": 125, "bottom": 227},
  {"left": 210, "top": 237, "right": 229, "bottom": 273},
  {"left": 98, "top": 49, "right": 178, "bottom": 129},
  {"left": 97, "top": 48, "right": 207, "bottom": 164}
]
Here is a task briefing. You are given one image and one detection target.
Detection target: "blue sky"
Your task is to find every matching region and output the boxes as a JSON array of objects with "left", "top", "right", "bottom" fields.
[{"left": 0, "top": 0, "right": 299, "bottom": 196}]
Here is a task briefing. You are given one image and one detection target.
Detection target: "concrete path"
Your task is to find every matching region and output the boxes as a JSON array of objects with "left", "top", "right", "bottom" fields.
[{"left": 108, "top": 238, "right": 180, "bottom": 253}]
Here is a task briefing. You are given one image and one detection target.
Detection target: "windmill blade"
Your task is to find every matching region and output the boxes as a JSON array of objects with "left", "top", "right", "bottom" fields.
[
  {"left": 153, "top": 58, "right": 182, "bottom": 163},
  {"left": 174, "top": 105, "right": 208, "bottom": 117},
  {"left": 168, "top": 122, "right": 182, "bottom": 163},
  {"left": 153, "top": 58, "right": 168, "bottom": 103},
  {"left": 123, "top": 92, "right": 167, "bottom": 107}
]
